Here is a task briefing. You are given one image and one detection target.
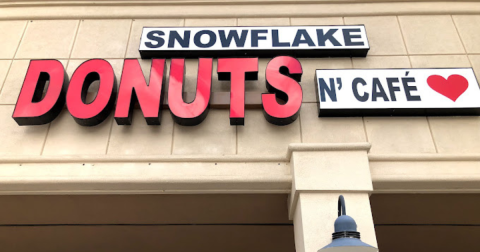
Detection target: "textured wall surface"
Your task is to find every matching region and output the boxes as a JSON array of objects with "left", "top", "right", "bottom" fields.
[
  {"left": 0, "top": 3, "right": 479, "bottom": 252},
  {"left": 0, "top": 15, "right": 480, "bottom": 157}
]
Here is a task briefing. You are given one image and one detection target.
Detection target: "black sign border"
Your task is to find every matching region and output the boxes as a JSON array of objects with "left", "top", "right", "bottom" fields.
[{"left": 139, "top": 25, "right": 370, "bottom": 59}]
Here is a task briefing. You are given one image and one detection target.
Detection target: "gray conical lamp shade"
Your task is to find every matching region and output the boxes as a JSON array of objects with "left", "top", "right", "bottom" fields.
[
  {"left": 318, "top": 196, "right": 378, "bottom": 252},
  {"left": 319, "top": 237, "right": 377, "bottom": 252}
]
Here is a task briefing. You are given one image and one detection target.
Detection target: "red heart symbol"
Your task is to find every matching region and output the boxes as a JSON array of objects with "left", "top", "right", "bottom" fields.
[{"left": 427, "top": 74, "right": 468, "bottom": 102}]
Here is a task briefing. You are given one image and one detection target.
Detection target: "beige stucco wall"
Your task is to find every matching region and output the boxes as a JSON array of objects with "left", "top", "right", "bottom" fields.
[{"left": 0, "top": 1, "right": 479, "bottom": 195}]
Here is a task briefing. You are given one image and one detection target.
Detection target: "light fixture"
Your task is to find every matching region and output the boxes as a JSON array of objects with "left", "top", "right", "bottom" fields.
[{"left": 318, "top": 195, "right": 378, "bottom": 252}]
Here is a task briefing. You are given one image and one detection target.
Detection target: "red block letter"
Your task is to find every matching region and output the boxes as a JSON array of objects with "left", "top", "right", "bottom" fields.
[
  {"left": 217, "top": 58, "right": 258, "bottom": 125},
  {"left": 262, "top": 56, "right": 303, "bottom": 125},
  {"left": 115, "top": 59, "right": 166, "bottom": 125},
  {"left": 168, "top": 58, "right": 213, "bottom": 126},
  {"left": 13, "top": 60, "right": 67, "bottom": 125},
  {"left": 66, "top": 59, "right": 117, "bottom": 126}
]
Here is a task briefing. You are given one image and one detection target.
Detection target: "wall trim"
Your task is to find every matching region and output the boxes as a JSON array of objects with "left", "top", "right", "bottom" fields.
[
  {"left": 0, "top": 151, "right": 478, "bottom": 195},
  {"left": 369, "top": 153, "right": 480, "bottom": 161},
  {"left": 1, "top": 2, "right": 480, "bottom": 20},
  {"left": 0, "top": 155, "right": 287, "bottom": 164},
  {"left": 2, "top": 0, "right": 479, "bottom": 7},
  {"left": 0, "top": 152, "right": 476, "bottom": 164},
  {"left": 370, "top": 158, "right": 480, "bottom": 193},
  {"left": 0, "top": 143, "right": 372, "bottom": 164},
  {"left": 287, "top": 142, "right": 371, "bottom": 160}
]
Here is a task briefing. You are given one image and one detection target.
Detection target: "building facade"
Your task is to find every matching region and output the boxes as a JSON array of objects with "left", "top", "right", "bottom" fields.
[{"left": 0, "top": 0, "right": 479, "bottom": 251}]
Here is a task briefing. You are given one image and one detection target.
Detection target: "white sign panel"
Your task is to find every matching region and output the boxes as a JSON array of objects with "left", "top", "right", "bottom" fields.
[
  {"left": 315, "top": 68, "right": 480, "bottom": 116},
  {"left": 139, "top": 26, "right": 369, "bottom": 58}
]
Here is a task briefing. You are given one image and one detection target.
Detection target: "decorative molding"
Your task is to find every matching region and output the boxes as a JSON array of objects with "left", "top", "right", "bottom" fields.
[
  {"left": 0, "top": 161, "right": 292, "bottom": 194},
  {"left": 0, "top": 151, "right": 478, "bottom": 194},
  {"left": 1, "top": 0, "right": 477, "bottom": 7},
  {"left": 369, "top": 153, "right": 480, "bottom": 161},
  {"left": 287, "top": 142, "right": 371, "bottom": 160},
  {"left": 370, "top": 158, "right": 480, "bottom": 193},
  {"left": 0, "top": 2, "right": 480, "bottom": 20},
  {"left": 0, "top": 154, "right": 287, "bottom": 163},
  {"left": 0, "top": 152, "right": 477, "bottom": 164}
]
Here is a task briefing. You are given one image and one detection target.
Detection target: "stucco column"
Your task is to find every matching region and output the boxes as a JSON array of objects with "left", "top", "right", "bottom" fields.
[{"left": 287, "top": 143, "right": 377, "bottom": 252}]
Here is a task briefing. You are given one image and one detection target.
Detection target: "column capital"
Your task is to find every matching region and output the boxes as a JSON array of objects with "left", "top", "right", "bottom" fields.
[
  {"left": 287, "top": 142, "right": 372, "bottom": 160},
  {"left": 287, "top": 143, "right": 377, "bottom": 252},
  {"left": 288, "top": 142, "right": 373, "bottom": 219}
]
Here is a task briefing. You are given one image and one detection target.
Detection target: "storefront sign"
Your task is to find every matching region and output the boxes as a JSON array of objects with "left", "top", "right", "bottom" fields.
[
  {"left": 139, "top": 26, "right": 369, "bottom": 58},
  {"left": 316, "top": 68, "right": 480, "bottom": 116},
  {"left": 13, "top": 57, "right": 302, "bottom": 127}
]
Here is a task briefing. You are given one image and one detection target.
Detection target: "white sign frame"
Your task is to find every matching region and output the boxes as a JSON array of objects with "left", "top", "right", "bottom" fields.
[{"left": 315, "top": 68, "right": 480, "bottom": 116}]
